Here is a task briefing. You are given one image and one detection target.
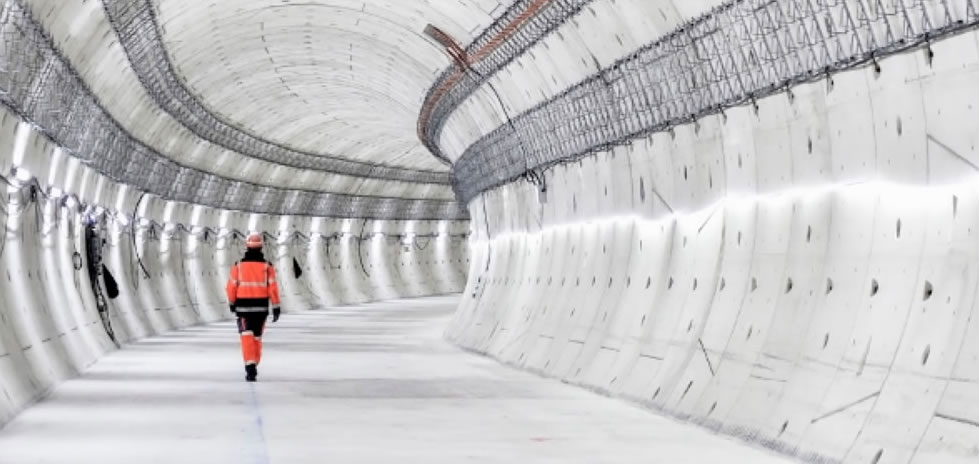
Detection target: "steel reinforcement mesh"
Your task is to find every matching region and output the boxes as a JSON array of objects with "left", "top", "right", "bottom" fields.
[
  {"left": 0, "top": 0, "right": 466, "bottom": 220},
  {"left": 419, "top": 0, "right": 592, "bottom": 164},
  {"left": 443, "top": 0, "right": 979, "bottom": 204},
  {"left": 102, "top": 0, "right": 451, "bottom": 185}
]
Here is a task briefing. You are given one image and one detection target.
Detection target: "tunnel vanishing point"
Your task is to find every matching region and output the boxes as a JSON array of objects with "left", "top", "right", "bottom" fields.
[{"left": 0, "top": 0, "right": 977, "bottom": 463}]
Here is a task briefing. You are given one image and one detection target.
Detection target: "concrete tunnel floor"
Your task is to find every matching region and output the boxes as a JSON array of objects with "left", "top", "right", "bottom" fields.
[{"left": 0, "top": 295, "right": 791, "bottom": 463}]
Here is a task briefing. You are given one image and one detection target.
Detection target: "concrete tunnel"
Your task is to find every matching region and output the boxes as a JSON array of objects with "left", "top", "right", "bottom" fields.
[{"left": 0, "top": 0, "right": 976, "bottom": 462}]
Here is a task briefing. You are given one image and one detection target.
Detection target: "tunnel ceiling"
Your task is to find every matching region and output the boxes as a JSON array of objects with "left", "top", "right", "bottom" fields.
[
  {"left": 3, "top": 0, "right": 518, "bottom": 219},
  {"left": 102, "top": 0, "right": 506, "bottom": 180},
  {"left": 153, "top": 0, "right": 470, "bottom": 173}
]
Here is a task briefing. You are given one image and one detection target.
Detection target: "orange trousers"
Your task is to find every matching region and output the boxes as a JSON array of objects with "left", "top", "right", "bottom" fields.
[{"left": 236, "top": 313, "right": 268, "bottom": 365}]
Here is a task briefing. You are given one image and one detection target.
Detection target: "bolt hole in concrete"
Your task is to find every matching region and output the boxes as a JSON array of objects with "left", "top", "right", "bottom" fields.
[
  {"left": 826, "top": 278, "right": 834, "bottom": 294},
  {"left": 872, "top": 449, "right": 884, "bottom": 464},
  {"left": 922, "top": 344, "right": 931, "bottom": 366},
  {"left": 871, "top": 279, "right": 880, "bottom": 296},
  {"left": 923, "top": 281, "right": 934, "bottom": 301}
]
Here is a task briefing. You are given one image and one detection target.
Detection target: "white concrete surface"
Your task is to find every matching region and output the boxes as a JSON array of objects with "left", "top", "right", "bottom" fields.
[
  {"left": 19, "top": 0, "right": 511, "bottom": 198},
  {"left": 0, "top": 101, "right": 470, "bottom": 428},
  {"left": 0, "top": 296, "right": 789, "bottom": 464},
  {"left": 444, "top": 14, "right": 979, "bottom": 462},
  {"left": 5, "top": 1, "right": 979, "bottom": 463}
]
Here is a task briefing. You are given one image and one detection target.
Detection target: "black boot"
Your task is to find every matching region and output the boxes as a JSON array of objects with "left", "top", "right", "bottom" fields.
[{"left": 245, "top": 364, "right": 257, "bottom": 382}]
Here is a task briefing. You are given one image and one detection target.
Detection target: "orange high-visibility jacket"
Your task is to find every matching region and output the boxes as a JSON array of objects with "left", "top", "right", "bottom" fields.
[{"left": 226, "top": 259, "right": 281, "bottom": 312}]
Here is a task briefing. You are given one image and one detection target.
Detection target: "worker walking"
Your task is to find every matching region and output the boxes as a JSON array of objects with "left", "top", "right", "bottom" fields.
[{"left": 226, "top": 233, "right": 281, "bottom": 382}]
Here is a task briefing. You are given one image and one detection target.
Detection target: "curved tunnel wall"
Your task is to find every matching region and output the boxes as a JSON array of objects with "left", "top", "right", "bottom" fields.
[
  {"left": 444, "top": 13, "right": 979, "bottom": 464},
  {"left": 0, "top": 103, "right": 470, "bottom": 427}
]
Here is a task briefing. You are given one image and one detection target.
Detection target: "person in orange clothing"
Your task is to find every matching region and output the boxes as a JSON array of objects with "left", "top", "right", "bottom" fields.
[{"left": 226, "top": 233, "right": 281, "bottom": 382}]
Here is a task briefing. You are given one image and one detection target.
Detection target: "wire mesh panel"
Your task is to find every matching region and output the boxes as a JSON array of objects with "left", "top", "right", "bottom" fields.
[
  {"left": 101, "top": 0, "right": 451, "bottom": 185},
  {"left": 0, "top": 0, "right": 467, "bottom": 220},
  {"left": 418, "top": 0, "right": 593, "bottom": 163},
  {"left": 448, "top": 0, "right": 979, "bottom": 204}
]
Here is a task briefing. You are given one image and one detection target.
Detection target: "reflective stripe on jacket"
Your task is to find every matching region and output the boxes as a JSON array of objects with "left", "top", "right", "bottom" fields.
[{"left": 226, "top": 255, "right": 281, "bottom": 310}]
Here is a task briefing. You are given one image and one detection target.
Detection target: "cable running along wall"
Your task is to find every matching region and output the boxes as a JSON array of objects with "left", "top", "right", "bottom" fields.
[
  {"left": 0, "top": 0, "right": 466, "bottom": 220},
  {"left": 418, "top": 0, "right": 593, "bottom": 164},
  {"left": 101, "top": 0, "right": 451, "bottom": 185},
  {"left": 441, "top": 0, "right": 979, "bottom": 204}
]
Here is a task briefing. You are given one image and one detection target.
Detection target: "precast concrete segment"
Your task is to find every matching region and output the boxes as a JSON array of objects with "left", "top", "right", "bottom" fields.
[
  {"left": 0, "top": 296, "right": 791, "bottom": 464},
  {"left": 99, "top": 0, "right": 452, "bottom": 184},
  {"left": 0, "top": 0, "right": 465, "bottom": 220},
  {"left": 450, "top": 174, "right": 979, "bottom": 462},
  {"left": 0, "top": 92, "right": 472, "bottom": 428},
  {"left": 0, "top": 189, "right": 114, "bottom": 426},
  {"left": 436, "top": 0, "right": 707, "bottom": 162},
  {"left": 418, "top": 0, "right": 591, "bottom": 163},
  {"left": 23, "top": 0, "right": 459, "bottom": 201},
  {"left": 151, "top": 0, "right": 509, "bottom": 173},
  {"left": 444, "top": 0, "right": 979, "bottom": 204},
  {"left": 0, "top": 211, "right": 470, "bottom": 428}
]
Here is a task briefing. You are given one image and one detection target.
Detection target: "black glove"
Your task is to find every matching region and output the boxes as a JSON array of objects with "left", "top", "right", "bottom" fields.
[
  {"left": 272, "top": 307, "right": 281, "bottom": 322},
  {"left": 229, "top": 304, "right": 236, "bottom": 315}
]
